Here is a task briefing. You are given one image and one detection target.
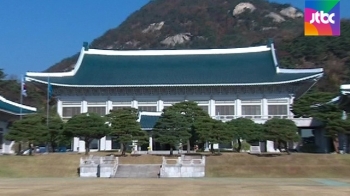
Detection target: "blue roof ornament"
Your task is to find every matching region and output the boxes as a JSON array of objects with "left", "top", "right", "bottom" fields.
[
  {"left": 83, "top": 42, "right": 89, "bottom": 51},
  {"left": 267, "top": 38, "right": 274, "bottom": 48}
]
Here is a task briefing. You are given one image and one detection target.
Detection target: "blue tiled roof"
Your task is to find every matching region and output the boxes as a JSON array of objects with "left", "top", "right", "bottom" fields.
[
  {"left": 0, "top": 96, "right": 36, "bottom": 115},
  {"left": 26, "top": 45, "right": 323, "bottom": 87}
]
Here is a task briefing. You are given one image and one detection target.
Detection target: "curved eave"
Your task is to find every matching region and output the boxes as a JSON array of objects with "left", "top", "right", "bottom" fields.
[
  {"left": 25, "top": 73, "right": 323, "bottom": 88},
  {"left": 0, "top": 109, "right": 35, "bottom": 116},
  {"left": 0, "top": 96, "right": 37, "bottom": 113}
]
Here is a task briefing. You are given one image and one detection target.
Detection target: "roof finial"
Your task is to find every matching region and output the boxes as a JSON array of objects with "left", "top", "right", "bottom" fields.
[
  {"left": 267, "top": 38, "right": 273, "bottom": 48},
  {"left": 83, "top": 42, "right": 89, "bottom": 51}
]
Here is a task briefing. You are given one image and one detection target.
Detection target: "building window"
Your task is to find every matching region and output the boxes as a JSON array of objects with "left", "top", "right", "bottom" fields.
[
  {"left": 267, "top": 99, "right": 288, "bottom": 103},
  {"left": 268, "top": 105, "right": 288, "bottom": 115},
  {"left": 90, "top": 139, "right": 99, "bottom": 150},
  {"left": 87, "top": 107, "right": 106, "bottom": 116},
  {"left": 198, "top": 105, "right": 209, "bottom": 113},
  {"left": 112, "top": 106, "right": 131, "bottom": 111},
  {"left": 112, "top": 101, "right": 132, "bottom": 105},
  {"left": 215, "top": 105, "right": 235, "bottom": 115},
  {"left": 138, "top": 106, "right": 157, "bottom": 112},
  {"left": 242, "top": 105, "right": 261, "bottom": 116},
  {"left": 62, "top": 107, "right": 81, "bottom": 118}
]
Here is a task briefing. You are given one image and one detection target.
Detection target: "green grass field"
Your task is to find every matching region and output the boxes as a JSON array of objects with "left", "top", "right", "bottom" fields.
[{"left": 1, "top": 152, "right": 350, "bottom": 178}]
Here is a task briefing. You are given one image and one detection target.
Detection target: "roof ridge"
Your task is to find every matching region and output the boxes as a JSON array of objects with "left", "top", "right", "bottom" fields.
[{"left": 85, "top": 45, "right": 271, "bottom": 56}]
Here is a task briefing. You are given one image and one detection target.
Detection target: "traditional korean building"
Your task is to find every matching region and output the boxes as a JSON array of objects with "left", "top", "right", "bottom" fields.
[
  {"left": 25, "top": 41, "right": 326, "bottom": 153},
  {"left": 0, "top": 96, "right": 37, "bottom": 154}
]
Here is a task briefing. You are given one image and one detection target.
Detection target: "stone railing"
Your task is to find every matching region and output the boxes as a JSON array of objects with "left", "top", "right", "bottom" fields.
[
  {"left": 111, "top": 157, "right": 119, "bottom": 177},
  {"left": 162, "top": 155, "right": 205, "bottom": 166},
  {"left": 162, "top": 157, "right": 180, "bottom": 165},
  {"left": 160, "top": 155, "right": 206, "bottom": 177},
  {"left": 79, "top": 155, "right": 118, "bottom": 178}
]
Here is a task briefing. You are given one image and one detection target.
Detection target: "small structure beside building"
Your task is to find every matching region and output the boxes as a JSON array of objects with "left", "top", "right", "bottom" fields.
[{"left": 0, "top": 95, "right": 37, "bottom": 154}]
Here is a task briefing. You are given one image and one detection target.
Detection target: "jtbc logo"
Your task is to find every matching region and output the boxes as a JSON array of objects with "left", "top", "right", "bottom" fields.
[{"left": 310, "top": 11, "right": 335, "bottom": 24}]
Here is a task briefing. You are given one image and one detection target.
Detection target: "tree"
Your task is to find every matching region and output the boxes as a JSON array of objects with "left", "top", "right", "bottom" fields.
[
  {"left": 107, "top": 108, "right": 148, "bottom": 156},
  {"left": 44, "top": 114, "right": 65, "bottom": 152},
  {"left": 226, "top": 118, "right": 264, "bottom": 152},
  {"left": 153, "top": 110, "right": 192, "bottom": 155},
  {"left": 0, "top": 68, "right": 6, "bottom": 81},
  {"left": 263, "top": 118, "right": 299, "bottom": 154},
  {"left": 5, "top": 114, "right": 47, "bottom": 155},
  {"left": 195, "top": 117, "right": 232, "bottom": 153},
  {"left": 163, "top": 101, "right": 209, "bottom": 153},
  {"left": 63, "top": 113, "right": 109, "bottom": 155},
  {"left": 292, "top": 91, "right": 343, "bottom": 152}
]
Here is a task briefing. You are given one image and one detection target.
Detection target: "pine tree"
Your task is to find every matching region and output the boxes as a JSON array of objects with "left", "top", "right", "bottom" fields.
[
  {"left": 63, "top": 112, "right": 109, "bottom": 155},
  {"left": 107, "top": 108, "right": 148, "bottom": 156},
  {"left": 153, "top": 110, "right": 192, "bottom": 155},
  {"left": 195, "top": 117, "right": 232, "bottom": 153},
  {"left": 226, "top": 118, "right": 264, "bottom": 152}
]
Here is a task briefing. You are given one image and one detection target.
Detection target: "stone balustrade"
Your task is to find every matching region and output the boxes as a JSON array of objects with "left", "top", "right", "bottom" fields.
[{"left": 79, "top": 155, "right": 118, "bottom": 178}]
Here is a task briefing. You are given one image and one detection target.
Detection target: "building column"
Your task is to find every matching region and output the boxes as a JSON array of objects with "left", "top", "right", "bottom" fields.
[
  {"left": 132, "top": 140, "right": 138, "bottom": 153},
  {"left": 204, "top": 141, "right": 209, "bottom": 152},
  {"left": 106, "top": 100, "right": 113, "bottom": 114},
  {"left": 236, "top": 99, "right": 242, "bottom": 117},
  {"left": 105, "top": 136, "right": 112, "bottom": 151},
  {"left": 132, "top": 100, "right": 138, "bottom": 109},
  {"left": 57, "top": 99, "right": 63, "bottom": 117},
  {"left": 289, "top": 95, "right": 295, "bottom": 117},
  {"left": 73, "top": 137, "right": 80, "bottom": 152},
  {"left": 262, "top": 98, "right": 268, "bottom": 118},
  {"left": 149, "top": 136, "right": 153, "bottom": 151},
  {"left": 342, "top": 111, "right": 348, "bottom": 153},
  {"left": 100, "top": 137, "right": 106, "bottom": 151},
  {"left": 157, "top": 100, "right": 164, "bottom": 112},
  {"left": 209, "top": 99, "right": 215, "bottom": 117},
  {"left": 81, "top": 100, "right": 87, "bottom": 113}
]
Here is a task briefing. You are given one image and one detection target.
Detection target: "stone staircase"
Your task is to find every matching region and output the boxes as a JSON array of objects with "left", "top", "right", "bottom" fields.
[{"left": 113, "top": 164, "right": 160, "bottom": 178}]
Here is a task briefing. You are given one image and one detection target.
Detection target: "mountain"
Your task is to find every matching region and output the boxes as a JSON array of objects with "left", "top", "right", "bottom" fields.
[
  {"left": 1, "top": 0, "right": 350, "bottom": 110},
  {"left": 46, "top": 0, "right": 350, "bottom": 93}
]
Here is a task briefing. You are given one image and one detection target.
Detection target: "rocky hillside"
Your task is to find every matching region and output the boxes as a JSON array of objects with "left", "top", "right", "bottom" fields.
[
  {"left": 48, "top": 0, "right": 306, "bottom": 72},
  {"left": 2, "top": 0, "right": 350, "bottom": 110},
  {"left": 46, "top": 0, "right": 350, "bottom": 92}
]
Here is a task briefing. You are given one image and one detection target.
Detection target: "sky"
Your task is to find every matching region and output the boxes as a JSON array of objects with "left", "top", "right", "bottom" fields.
[{"left": 0, "top": 0, "right": 349, "bottom": 78}]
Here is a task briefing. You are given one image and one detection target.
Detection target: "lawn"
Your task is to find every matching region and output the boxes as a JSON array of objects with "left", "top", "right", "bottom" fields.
[
  {"left": 0, "top": 178, "right": 350, "bottom": 196},
  {"left": 1, "top": 152, "right": 350, "bottom": 178}
]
